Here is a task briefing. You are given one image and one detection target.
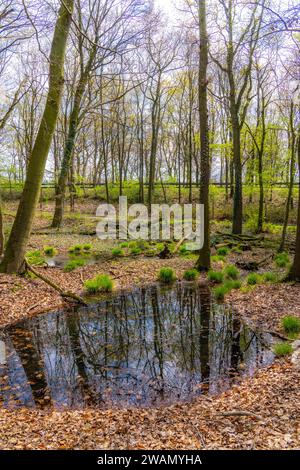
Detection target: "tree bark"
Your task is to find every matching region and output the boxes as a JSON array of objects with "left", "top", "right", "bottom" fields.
[
  {"left": 0, "top": 0, "right": 74, "bottom": 273},
  {"left": 196, "top": 0, "right": 211, "bottom": 271}
]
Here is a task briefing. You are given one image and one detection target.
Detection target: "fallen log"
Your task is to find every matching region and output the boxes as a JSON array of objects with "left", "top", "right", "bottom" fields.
[{"left": 24, "top": 259, "right": 87, "bottom": 305}]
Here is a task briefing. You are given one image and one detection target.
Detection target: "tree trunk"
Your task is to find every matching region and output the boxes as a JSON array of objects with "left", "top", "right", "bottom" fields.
[
  {"left": 51, "top": 46, "right": 97, "bottom": 228},
  {"left": 0, "top": 195, "right": 4, "bottom": 257},
  {"left": 0, "top": 0, "right": 74, "bottom": 273},
  {"left": 196, "top": 0, "right": 210, "bottom": 271},
  {"left": 287, "top": 132, "right": 300, "bottom": 280}
]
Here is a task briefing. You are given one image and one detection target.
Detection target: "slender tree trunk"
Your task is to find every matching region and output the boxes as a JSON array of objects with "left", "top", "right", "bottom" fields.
[
  {"left": 287, "top": 132, "right": 300, "bottom": 280},
  {"left": 0, "top": 195, "right": 4, "bottom": 257},
  {"left": 196, "top": 0, "right": 210, "bottom": 271},
  {"left": 51, "top": 45, "right": 97, "bottom": 228},
  {"left": 0, "top": 0, "right": 74, "bottom": 273}
]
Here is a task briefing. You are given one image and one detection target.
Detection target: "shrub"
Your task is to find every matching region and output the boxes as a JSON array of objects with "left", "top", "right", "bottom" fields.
[
  {"left": 43, "top": 246, "right": 57, "bottom": 257},
  {"left": 208, "top": 270, "right": 224, "bottom": 283},
  {"left": 247, "top": 273, "right": 260, "bottom": 285},
  {"left": 64, "top": 259, "right": 86, "bottom": 272},
  {"left": 84, "top": 274, "right": 113, "bottom": 294},
  {"left": 224, "top": 264, "right": 239, "bottom": 280},
  {"left": 275, "top": 252, "right": 290, "bottom": 268},
  {"left": 213, "top": 285, "right": 227, "bottom": 301},
  {"left": 216, "top": 247, "right": 229, "bottom": 257},
  {"left": 112, "top": 248, "right": 124, "bottom": 257},
  {"left": 273, "top": 342, "right": 292, "bottom": 357},
  {"left": 83, "top": 243, "right": 92, "bottom": 252},
  {"left": 281, "top": 316, "right": 300, "bottom": 335},
  {"left": 263, "top": 272, "right": 277, "bottom": 283},
  {"left": 183, "top": 269, "right": 199, "bottom": 281},
  {"left": 158, "top": 267, "right": 176, "bottom": 283}
]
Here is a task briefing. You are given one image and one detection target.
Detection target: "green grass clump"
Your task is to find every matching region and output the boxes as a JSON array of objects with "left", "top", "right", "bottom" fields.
[
  {"left": 211, "top": 255, "right": 225, "bottom": 263},
  {"left": 247, "top": 273, "right": 260, "bottom": 285},
  {"left": 111, "top": 248, "right": 124, "bottom": 257},
  {"left": 224, "top": 264, "right": 239, "bottom": 280},
  {"left": 224, "top": 279, "right": 242, "bottom": 291},
  {"left": 158, "top": 267, "right": 176, "bottom": 283},
  {"left": 83, "top": 243, "right": 92, "bottom": 251},
  {"left": 213, "top": 285, "right": 228, "bottom": 301},
  {"left": 183, "top": 269, "right": 199, "bottom": 281},
  {"left": 69, "top": 244, "right": 83, "bottom": 254},
  {"left": 130, "top": 247, "right": 142, "bottom": 255},
  {"left": 208, "top": 270, "right": 224, "bottom": 283},
  {"left": 120, "top": 242, "right": 128, "bottom": 248},
  {"left": 64, "top": 259, "right": 86, "bottom": 272},
  {"left": 216, "top": 247, "right": 229, "bottom": 257},
  {"left": 273, "top": 342, "right": 292, "bottom": 357},
  {"left": 179, "top": 245, "right": 188, "bottom": 255},
  {"left": 26, "top": 250, "right": 45, "bottom": 266},
  {"left": 43, "top": 246, "right": 57, "bottom": 257},
  {"left": 84, "top": 274, "right": 114, "bottom": 294},
  {"left": 275, "top": 252, "right": 290, "bottom": 268},
  {"left": 281, "top": 316, "right": 300, "bottom": 336},
  {"left": 263, "top": 272, "right": 277, "bottom": 283}
]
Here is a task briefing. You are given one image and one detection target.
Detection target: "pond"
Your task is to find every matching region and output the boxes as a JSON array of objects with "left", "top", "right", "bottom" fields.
[{"left": 0, "top": 283, "right": 274, "bottom": 409}]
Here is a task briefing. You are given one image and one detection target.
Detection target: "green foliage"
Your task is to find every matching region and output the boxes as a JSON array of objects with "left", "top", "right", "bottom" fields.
[
  {"left": 158, "top": 267, "right": 176, "bottom": 283},
  {"left": 120, "top": 242, "right": 128, "bottom": 248},
  {"left": 263, "top": 272, "right": 277, "bottom": 283},
  {"left": 43, "top": 246, "right": 57, "bottom": 257},
  {"left": 224, "top": 279, "right": 242, "bottom": 291},
  {"left": 83, "top": 243, "right": 92, "bottom": 251},
  {"left": 224, "top": 264, "right": 239, "bottom": 280},
  {"left": 111, "top": 248, "right": 124, "bottom": 257},
  {"left": 211, "top": 254, "right": 226, "bottom": 263},
  {"left": 247, "top": 273, "right": 260, "bottom": 285},
  {"left": 84, "top": 274, "right": 114, "bottom": 294},
  {"left": 216, "top": 247, "right": 229, "bottom": 257},
  {"left": 208, "top": 270, "right": 224, "bottom": 283},
  {"left": 281, "top": 316, "right": 300, "bottom": 335},
  {"left": 64, "top": 258, "right": 86, "bottom": 272},
  {"left": 130, "top": 247, "right": 142, "bottom": 255},
  {"left": 25, "top": 250, "right": 45, "bottom": 266},
  {"left": 183, "top": 269, "right": 199, "bottom": 281},
  {"left": 275, "top": 252, "right": 290, "bottom": 268},
  {"left": 69, "top": 244, "right": 82, "bottom": 254},
  {"left": 179, "top": 244, "right": 188, "bottom": 255},
  {"left": 213, "top": 285, "right": 228, "bottom": 301},
  {"left": 273, "top": 342, "right": 292, "bottom": 357}
]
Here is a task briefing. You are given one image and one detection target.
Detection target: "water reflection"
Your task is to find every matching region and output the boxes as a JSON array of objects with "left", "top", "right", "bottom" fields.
[{"left": 0, "top": 283, "right": 274, "bottom": 409}]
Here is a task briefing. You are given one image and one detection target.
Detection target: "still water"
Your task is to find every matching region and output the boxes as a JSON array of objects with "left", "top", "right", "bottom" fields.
[{"left": 0, "top": 283, "right": 274, "bottom": 409}]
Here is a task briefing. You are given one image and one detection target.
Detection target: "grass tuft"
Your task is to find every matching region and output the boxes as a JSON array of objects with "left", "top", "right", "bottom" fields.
[
  {"left": 158, "top": 267, "right": 176, "bottom": 283},
  {"left": 224, "top": 264, "right": 239, "bottom": 280},
  {"left": 64, "top": 258, "right": 86, "bottom": 272},
  {"left": 273, "top": 342, "right": 292, "bottom": 357},
  {"left": 111, "top": 248, "right": 124, "bottom": 257},
  {"left": 84, "top": 274, "right": 113, "bottom": 294},
  {"left": 43, "top": 246, "right": 57, "bottom": 257},
  {"left": 208, "top": 270, "right": 224, "bottom": 283},
  {"left": 281, "top": 316, "right": 300, "bottom": 336},
  {"left": 183, "top": 269, "right": 199, "bottom": 281},
  {"left": 247, "top": 273, "right": 260, "bottom": 285},
  {"left": 216, "top": 247, "right": 229, "bottom": 257}
]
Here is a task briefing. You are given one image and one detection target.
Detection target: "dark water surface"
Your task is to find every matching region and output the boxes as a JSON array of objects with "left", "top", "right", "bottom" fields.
[{"left": 0, "top": 283, "right": 274, "bottom": 409}]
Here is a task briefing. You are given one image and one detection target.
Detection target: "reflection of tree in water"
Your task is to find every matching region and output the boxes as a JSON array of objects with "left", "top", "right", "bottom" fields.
[{"left": 0, "top": 283, "right": 274, "bottom": 409}]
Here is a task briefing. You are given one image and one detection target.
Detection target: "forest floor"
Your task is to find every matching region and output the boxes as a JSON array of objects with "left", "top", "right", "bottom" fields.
[{"left": 0, "top": 200, "right": 300, "bottom": 449}]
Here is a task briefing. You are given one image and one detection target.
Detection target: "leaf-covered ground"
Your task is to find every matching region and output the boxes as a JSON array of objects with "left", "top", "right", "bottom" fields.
[{"left": 0, "top": 361, "right": 299, "bottom": 450}]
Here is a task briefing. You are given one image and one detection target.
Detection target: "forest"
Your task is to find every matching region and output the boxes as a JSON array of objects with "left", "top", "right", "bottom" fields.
[{"left": 0, "top": 0, "right": 300, "bottom": 456}]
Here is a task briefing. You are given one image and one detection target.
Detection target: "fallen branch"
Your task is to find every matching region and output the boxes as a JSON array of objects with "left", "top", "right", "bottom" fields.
[{"left": 24, "top": 259, "right": 87, "bottom": 305}]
